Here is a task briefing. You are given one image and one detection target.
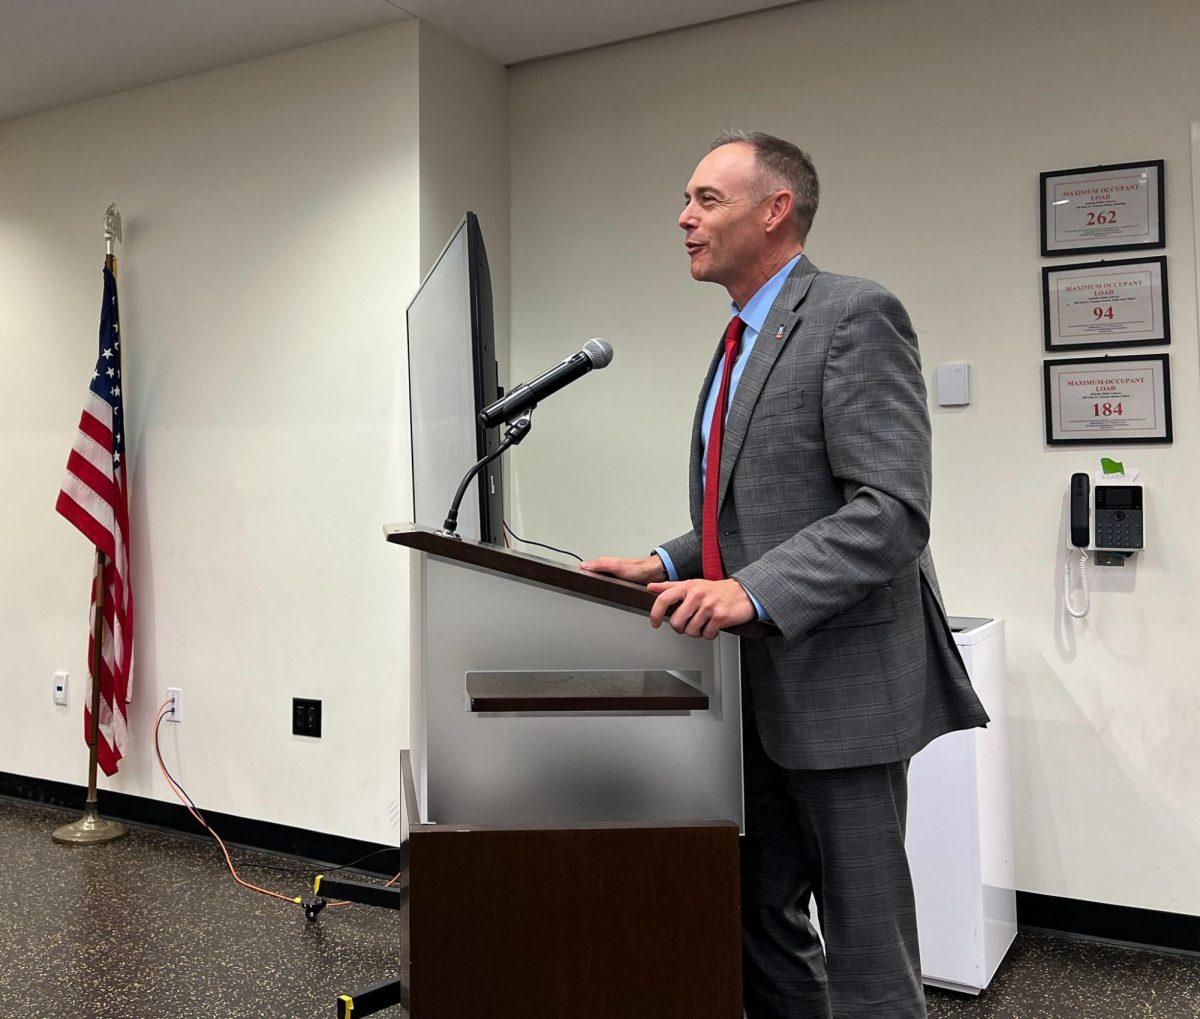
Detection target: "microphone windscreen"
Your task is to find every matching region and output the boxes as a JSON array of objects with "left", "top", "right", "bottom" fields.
[{"left": 583, "top": 337, "right": 614, "bottom": 369}]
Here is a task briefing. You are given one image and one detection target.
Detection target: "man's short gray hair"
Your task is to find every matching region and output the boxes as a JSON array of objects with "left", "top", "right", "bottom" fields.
[{"left": 711, "top": 130, "right": 819, "bottom": 242}]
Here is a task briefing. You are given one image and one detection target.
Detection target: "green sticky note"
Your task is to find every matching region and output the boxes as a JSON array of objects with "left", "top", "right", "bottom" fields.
[{"left": 1100, "top": 457, "right": 1124, "bottom": 475}]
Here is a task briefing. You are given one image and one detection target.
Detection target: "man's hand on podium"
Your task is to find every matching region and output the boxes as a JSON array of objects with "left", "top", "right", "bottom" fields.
[
  {"left": 581, "top": 555, "right": 754, "bottom": 639},
  {"left": 579, "top": 554, "right": 668, "bottom": 585},
  {"left": 646, "top": 579, "right": 755, "bottom": 640}
]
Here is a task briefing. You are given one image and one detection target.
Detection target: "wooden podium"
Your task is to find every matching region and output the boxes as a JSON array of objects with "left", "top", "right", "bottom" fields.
[{"left": 388, "top": 524, "right": 770, "bottom": 1018}]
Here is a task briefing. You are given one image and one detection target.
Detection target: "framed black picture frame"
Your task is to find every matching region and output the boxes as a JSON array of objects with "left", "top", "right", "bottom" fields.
[
  {"left": 1043, "top": 353, "right": 1172, "bottom": 445},
  {"left": 1042, "top": 256, "right": 1170, "bottom": 351},
  {"left": 1040, "top": 160, "right": 1164, "bottom": 257}
]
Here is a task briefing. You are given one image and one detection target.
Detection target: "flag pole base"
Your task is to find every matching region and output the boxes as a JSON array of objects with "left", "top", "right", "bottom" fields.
[{"left": 52, "top": 800, "right": 128, "bottom": 845}]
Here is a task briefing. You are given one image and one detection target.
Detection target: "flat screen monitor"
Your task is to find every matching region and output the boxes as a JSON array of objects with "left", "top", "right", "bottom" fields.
[{"left": 406, "top": 212, "right": 504, "bottom": 544}]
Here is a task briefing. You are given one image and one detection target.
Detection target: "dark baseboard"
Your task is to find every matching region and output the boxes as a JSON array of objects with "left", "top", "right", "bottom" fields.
[
  {"left": 4, "top": 771, "right": 1195, "bottom": 953},
  {"left": 1016, "top": 891, "right": 1200, "bottom": 955},
  {"left": 0, "top": 770, "right": 403, "bottom": 877}
]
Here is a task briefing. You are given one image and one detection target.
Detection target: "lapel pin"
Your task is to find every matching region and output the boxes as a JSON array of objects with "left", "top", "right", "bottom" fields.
[{"left": 775, "top": 325, "right": 785, "bottom": 340}]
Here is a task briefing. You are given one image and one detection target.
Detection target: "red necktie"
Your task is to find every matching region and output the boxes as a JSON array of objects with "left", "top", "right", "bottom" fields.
[{"left": 702, "top": 315, "right": 746, "bottom": 581}]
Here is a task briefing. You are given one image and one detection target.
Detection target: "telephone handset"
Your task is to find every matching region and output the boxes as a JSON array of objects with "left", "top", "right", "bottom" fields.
[
  {"left": 1066, "top": 473, "right": 1091, "bottom": 618},
  {"left": 1069, "top": 473, "right": 1090, "bottom": 549},
  {"left": 1064, "top": 471, "right": 1145, "bottom": 619}
]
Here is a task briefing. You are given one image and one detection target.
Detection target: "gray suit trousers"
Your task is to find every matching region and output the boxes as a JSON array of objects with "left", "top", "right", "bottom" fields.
[{"left": 741, "top": 709, "right": 926, "bottom": 1019}]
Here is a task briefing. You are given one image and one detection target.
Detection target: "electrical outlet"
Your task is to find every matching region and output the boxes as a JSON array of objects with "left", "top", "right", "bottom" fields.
[
  {"left": 166, "top": 687, "right": 183, "bottom": 722},
  {"left": 53, "top": 672, "right": 69, "bottom": 706},
  {"left": 292, "top": 698, "right": 321, "bottom": 738}
]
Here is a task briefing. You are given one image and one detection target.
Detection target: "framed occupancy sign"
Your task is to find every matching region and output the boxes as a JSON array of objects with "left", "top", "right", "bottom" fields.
[
  {"left": 1042, "top": 257, "right": 1170, "bottom": 350},
  {"left": 1040, "top": 161, "right": 1164, "bottom": 256},
  {"left": 1043, "top": 354, "right": 1172, "bottom": 444}
]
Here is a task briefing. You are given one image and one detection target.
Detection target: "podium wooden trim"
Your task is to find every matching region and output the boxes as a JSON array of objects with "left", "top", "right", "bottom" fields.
[
  {"left": 390, "top": 524, "right": 748, "bottom": 1017},
  {"left": 386, "top": 522, "right": 777, "bottom": 639},
  {"left": 401, "top": 751, "right": 741, "bottom": 1018},
  {"left": 465, "top": 669, "right": 709, "bottom": 712}
]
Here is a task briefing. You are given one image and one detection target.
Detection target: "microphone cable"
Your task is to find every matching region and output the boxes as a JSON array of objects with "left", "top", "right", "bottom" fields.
[{"left": 502, "top": 522, "right": 582, "bottom": 562}]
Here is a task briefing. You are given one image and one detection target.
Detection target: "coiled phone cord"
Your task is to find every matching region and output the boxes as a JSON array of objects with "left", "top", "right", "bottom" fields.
[{"left": 1064, "top": 548, "right": 1090, "bottom": 618}]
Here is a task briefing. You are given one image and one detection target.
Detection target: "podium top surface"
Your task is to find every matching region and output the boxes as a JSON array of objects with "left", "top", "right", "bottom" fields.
[{"left": 385, "top": 522, "right": 776, "bottom": 639}]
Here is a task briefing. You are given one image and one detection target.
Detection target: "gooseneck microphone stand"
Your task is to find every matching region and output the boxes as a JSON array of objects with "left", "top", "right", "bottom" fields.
[{"left": 439, "top": 414, "right": 532, "bottom": 539}]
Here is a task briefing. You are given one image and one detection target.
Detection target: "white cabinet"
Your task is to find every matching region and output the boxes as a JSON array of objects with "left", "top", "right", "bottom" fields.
[{"left": 908, "top": 616, "right": 1017, "bottom": 995}]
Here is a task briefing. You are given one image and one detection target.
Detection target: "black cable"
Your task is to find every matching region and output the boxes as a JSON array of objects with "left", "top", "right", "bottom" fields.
[
  {"left": 154, "top": 712, "right": 304, "bottom": 871},
  {"left": 154, "top": 705, "right": 305, "bottom": 906},
  {"left": 155, "top": 711, "right": 207, "bottom": 826},
  {"left": 318, "top": 847, "right": 405, "bottom": 880},
  {"left": 225, "top": 859, "right": 314, "bottom": 876},
  {"left": 229, "top": 846, "right": 402, "bottom": 879},
  {"left": 502, "top": 522, "right": 583, "bottom": 562}
]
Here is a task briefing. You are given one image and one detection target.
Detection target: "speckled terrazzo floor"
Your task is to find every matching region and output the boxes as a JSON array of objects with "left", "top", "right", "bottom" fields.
[
  {"left": 0, "top": 798, "right": 406, "bottom": 1018},
  {"left": 0, "top": 797, "right": 1196, "bottom": 1018},
  {"left": 923, "top": 935, "right": 1200, "bottom": 1017}
]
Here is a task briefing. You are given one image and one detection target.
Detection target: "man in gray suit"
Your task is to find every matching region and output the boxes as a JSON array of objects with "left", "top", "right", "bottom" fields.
[{"left": 582, "top": 131, "right": 989, "bottom": 1018}]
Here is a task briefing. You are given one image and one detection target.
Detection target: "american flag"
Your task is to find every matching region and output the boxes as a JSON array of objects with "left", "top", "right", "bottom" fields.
[{"left": 55, "top": 265, "right": 134, "bottom": 777}]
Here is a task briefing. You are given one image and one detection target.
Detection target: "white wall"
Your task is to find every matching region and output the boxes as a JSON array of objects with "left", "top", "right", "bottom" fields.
[
  {"left": 509, "top": 0, "right": 1200, "bottom": 915},
  {"left": 417, "top": 21, "right": 511, "bottom": 372},
  {"left": 1, "top": 24, "right": 421, "bottom": 844},
  {"left": 5, "top": 0, "right": 1197, "bottom": 916}
]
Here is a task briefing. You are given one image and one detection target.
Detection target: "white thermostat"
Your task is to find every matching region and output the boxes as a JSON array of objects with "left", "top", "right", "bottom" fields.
[{"left": 935, "top": 363, "right": 971, "bottom": 407}]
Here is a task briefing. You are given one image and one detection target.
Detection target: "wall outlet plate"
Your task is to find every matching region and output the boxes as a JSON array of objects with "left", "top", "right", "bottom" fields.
[
  {"left": 167, "top": 687, "right": 183, "bottom": 722},
  {"left": 292, "top": 698, "right": 321, "bottom": 738},
  {"left": 53, "top": 672, "right": 69, "bottom": 706}
]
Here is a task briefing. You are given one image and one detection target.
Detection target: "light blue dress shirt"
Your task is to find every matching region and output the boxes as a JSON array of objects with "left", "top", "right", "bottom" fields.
[{"left": 655, "top": 254, "right": 802, "bottom": 621}]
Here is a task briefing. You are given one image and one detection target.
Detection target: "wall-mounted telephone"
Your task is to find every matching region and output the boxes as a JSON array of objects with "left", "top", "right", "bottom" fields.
[{"left": 1065, "top": 472, "right": 1145, "bottom": 618}]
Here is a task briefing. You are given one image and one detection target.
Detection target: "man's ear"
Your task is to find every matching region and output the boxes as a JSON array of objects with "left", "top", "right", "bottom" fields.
[{"left": 763, "top": 190, "right": 795, "bottom": 235}]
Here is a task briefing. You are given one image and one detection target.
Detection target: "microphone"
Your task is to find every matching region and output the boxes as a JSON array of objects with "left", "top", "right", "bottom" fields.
[{"left": 479, "top": 338, "right": 613, "bottom": 427}]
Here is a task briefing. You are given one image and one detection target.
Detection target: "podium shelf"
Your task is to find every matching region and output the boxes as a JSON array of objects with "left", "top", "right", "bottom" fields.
[{"left": 465, "top": 670, "right": 708, "bottom": 712}]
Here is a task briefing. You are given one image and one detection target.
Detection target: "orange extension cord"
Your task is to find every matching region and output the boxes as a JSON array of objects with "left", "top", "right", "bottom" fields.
[
  {"left": 153, "top": 699, "right": 301, "bottom": 904},
  {"left": 153, "top": 698, "right": 403, "bottom": 907}
]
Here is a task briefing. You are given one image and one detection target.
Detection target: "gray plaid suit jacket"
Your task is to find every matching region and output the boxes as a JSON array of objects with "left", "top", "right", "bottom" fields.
[{"left": 660, "top": 255, "right": 989, "bottom": 770}]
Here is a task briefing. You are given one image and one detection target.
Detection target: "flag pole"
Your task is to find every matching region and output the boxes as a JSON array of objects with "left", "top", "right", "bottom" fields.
[
  {"left": 53, "top": 208, "right": 129, "bottom": 846},
  {"left": 53, "top": 550, "right": 126, "bottom": 843}
]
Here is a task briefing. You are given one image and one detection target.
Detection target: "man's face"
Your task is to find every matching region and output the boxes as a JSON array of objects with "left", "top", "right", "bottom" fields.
[{"left": 679, "top": 143, "right": 772, "bottom": 289}]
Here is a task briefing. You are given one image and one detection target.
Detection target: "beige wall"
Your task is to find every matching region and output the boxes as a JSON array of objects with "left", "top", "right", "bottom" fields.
[
  {"left": 508, "top": 0, "right": 1200, "bottom": 914},
  {"left": 4, "top": 0, "right": 1198, "bottom": 917},
  {"left": 418, "top": 21, "right": 511, "bottom": 374},
  {"left": 1, "top": 24, "right": 422, "bottom": 844},
  {"left": 2, "top": 19, "right": 514, "bottom": 846}
]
